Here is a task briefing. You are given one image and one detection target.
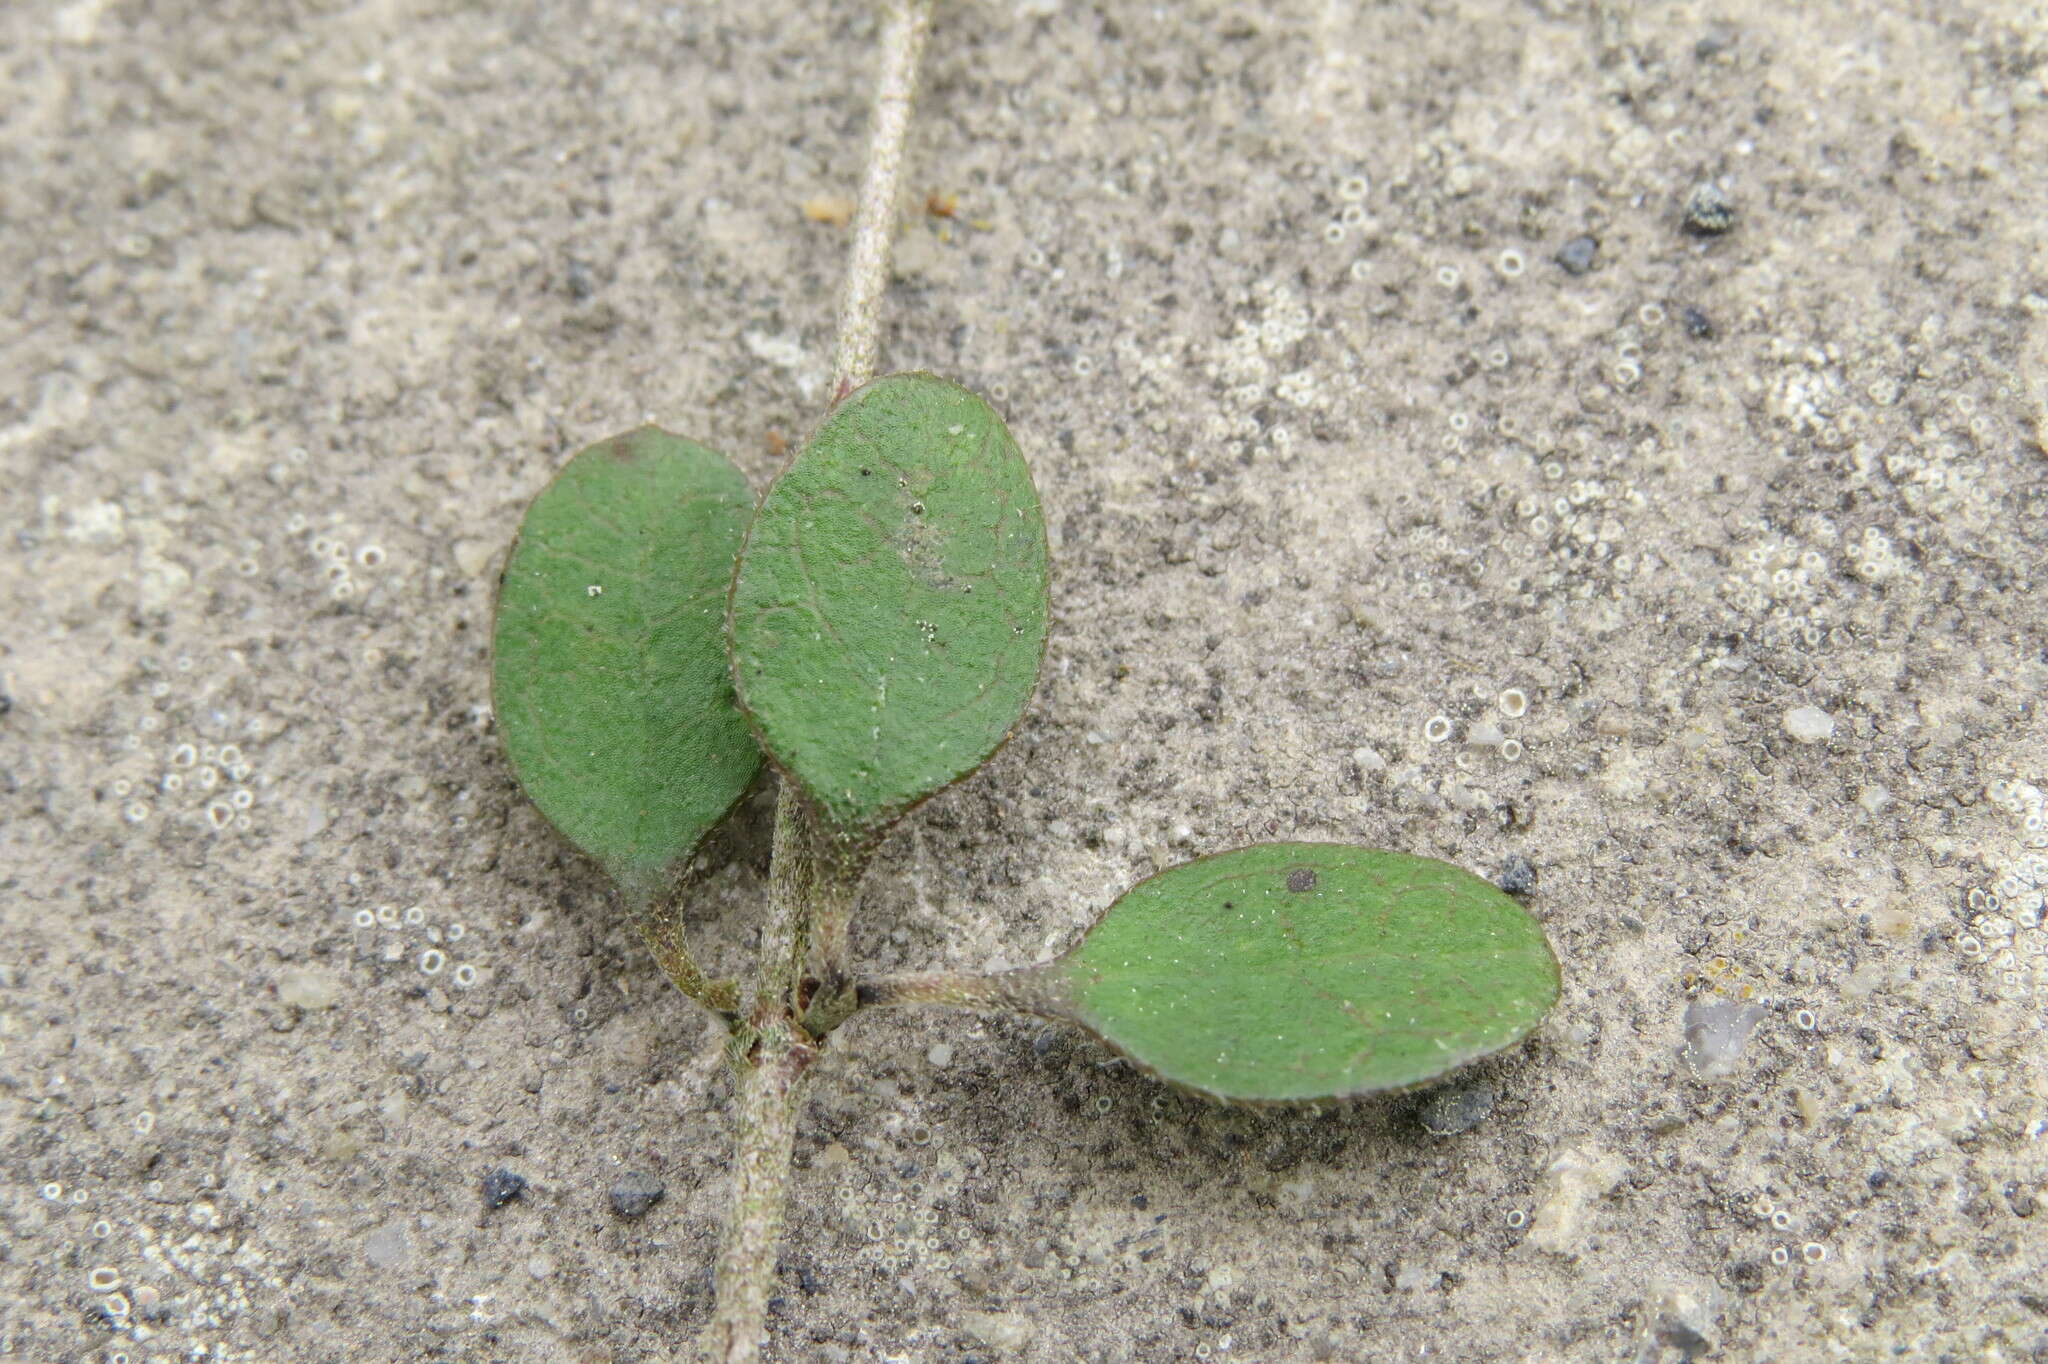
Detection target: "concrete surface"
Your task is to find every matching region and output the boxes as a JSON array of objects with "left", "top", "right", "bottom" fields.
[{"left": 4, "top": 1, "right": 2047, "bottom": 1360}]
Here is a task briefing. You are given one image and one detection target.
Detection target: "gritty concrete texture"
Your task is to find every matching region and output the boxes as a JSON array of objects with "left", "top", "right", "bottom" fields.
[{"left": 4, "top": 2, "right": 2047, "bottom": 1361}]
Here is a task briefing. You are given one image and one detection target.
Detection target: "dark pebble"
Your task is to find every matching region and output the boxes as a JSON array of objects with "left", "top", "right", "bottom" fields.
[
  {"left": 1417, "top": 1081, "right": 1497, "bottom": 1136},
  {"left": 481, "top": 1168, "right": 527, "bottom": 1210},
  {"left": 609, "top": 1170, "right": 666, "bottom": 1220},
  {"left": 565, "top": 256, "right": 596, "bottom": 301},
  {"left": 1693, "top": 25, "right": 1737, "bottom": 61},
  {"left": 1682, "top": 306, "right": 1715, "bottom": 339},
  {"left": 1682, "top": 182, "right": 1736, "bottom": 235},
  {"left": 1496, "top": 855, "right": 1537, "bottom": 896},
  {"left": 1555, "top": 235, "right": 1599, "bottom": 275}
]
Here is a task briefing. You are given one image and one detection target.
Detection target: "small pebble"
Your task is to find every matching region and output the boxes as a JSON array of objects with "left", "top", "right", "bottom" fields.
[
  {"left": 1682, "top": 306, "right": 1715, "bottom": 339},
  {"left": 1656, "top": 1287, "right": 1718, "bottom": 1355},
  {"left": 277, "top": 968, "right": 344, "bottom": 1010},
  {"left": 564, "top": 257, "right": 596, "bottom": 301},
  {"left": 1496, "top": 855, "right": 1537, "bottom": 896},
  {"left": 959, "top": 1310, "right": 1035, "bottom": 1351},
  {"left": 1555, "top": 235, "right": 1599, "bottom": 275},
  {"left": 1694, "top": 31, "right": 1734, "bottom": 60},
  {"left": 1417, "top": 1081, "right": 1497, "bottom": 1136},
  {"left": 1782, "top": 706, "right": 1836, "bottom": 744},
  {"left": 1682, "top": 999, "right": 1765, "bottom": 1080},
  {"left": 364, "top": 1223, "right": 409, "bottom": 1269},
  {"left": 609, "top": 1171, "right": 665, "bottom": 1220},
  {"left": 1682, "top": 182, "right": 1736, "bottom": 235},
  {"left": 481, "top": 1169, "right": 527, "bottom": 1210}
]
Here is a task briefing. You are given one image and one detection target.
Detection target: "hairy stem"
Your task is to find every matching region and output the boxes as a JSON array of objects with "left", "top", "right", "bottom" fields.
[
  {"left": 705, "top": 1024, "right": 815, "bottom": 1363},
  {"left": 753, "top": 785, "right": 821, "bottom": 1021},
  {"left": 830, "top": 0, "right": 937, "bottom": 400},
  {"left": 633, "top": 891, "right": 739, "bottom": 1017},
  {"left": 705, "top": 4, "right": 938, "bottom": 1360},
  {"left": 857, "top": 967, "right": 1053, "bottom": 1013}
]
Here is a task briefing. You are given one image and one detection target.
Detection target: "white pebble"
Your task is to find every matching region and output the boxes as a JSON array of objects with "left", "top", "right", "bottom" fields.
[
  {"left": 1782, "top": 706, "right": 1835, "bottom": 744},
  {"left": 1465, "top": 720, "right": 1505, "bottom": 748},
  {"left": 278, "top": 968, "right": 344, "bottom": 1010}
]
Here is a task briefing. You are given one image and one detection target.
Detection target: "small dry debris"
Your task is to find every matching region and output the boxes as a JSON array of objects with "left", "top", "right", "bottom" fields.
[
  {"left": 1529, "top": 1144, "right": 1626, "bottom": 1256},
  {"left": 802, "top": 194, "right": 855, "bottom": 227}
]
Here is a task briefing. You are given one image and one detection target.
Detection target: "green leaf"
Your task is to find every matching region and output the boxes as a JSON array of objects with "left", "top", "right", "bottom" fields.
[
  {"left": 1035, "top": 844, "right": 1560, "bottom": 1102},
  {"left": 728, "top": 373, "right": 1049, "bottom": 854},
  {"left": 492, "top": 427, "right": 762, "bottom": 906}
]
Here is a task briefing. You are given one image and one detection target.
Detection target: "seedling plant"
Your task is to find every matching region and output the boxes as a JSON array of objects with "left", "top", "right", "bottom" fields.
[{"left": 487, "top": 4, "right": 1560, "bottom": 1359}]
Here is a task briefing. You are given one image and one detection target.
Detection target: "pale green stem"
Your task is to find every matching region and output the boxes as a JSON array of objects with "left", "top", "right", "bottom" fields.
[
  {"left": 830, "top": 0, "right": 937, "bottom": 400},
  {"left": 633, "top": 890, "right": 739, "bottom": 1017},
  {"left": 705, "top": 1024, "right": 815, "bottom": 1364},
  {"left": 857, "top": 967, "right": 1053, "bottom": 1013},
  {"left": 753, "top": 784, "right": 821, "bottom": 1021},
  {"left": 703, "top": 4, "right": 938, "bottom": 1360}
]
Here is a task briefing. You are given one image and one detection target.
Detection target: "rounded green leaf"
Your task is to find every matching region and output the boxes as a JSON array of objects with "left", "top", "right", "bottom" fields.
[
  {"left": 1037, "top": 844, "right": 1560, "bottom": 1102},
  {"left": 728, "top": 373, "right": 1049, "bottom": 851},
  {"left": 492, "top": 427, "right": 762, "bottom": 905}
]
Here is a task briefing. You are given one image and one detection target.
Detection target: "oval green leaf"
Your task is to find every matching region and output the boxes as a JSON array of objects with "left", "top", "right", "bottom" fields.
[
  {"left": 492, "top": 427, "right": 762, "bottom": 906},
  {"left": 1035, "top": 844, "right": 1560, "bottom": 1101},
  {"left": 728, "top": 372, "right": 1049, "bottom": 852}
]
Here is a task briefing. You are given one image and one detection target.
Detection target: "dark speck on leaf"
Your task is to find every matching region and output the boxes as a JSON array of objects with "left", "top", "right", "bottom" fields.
[
  {"left": 482, "top": 1169, "right": 527, "bottom": 1210},
  {"left": 1496, "top": 856, "right": 1537, "bottom": 896},
  {"left": 1286, "top": 868, "right": 1318, "bottom": 893}
]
